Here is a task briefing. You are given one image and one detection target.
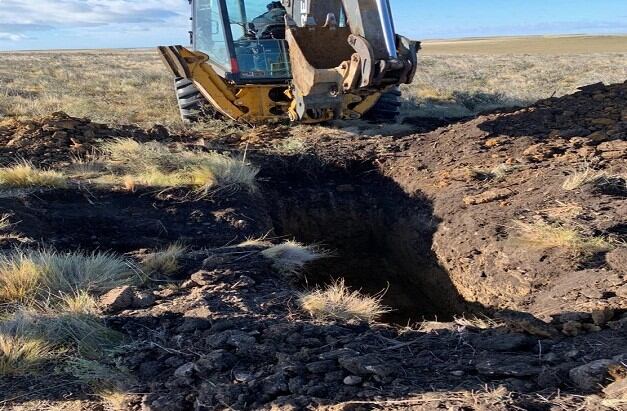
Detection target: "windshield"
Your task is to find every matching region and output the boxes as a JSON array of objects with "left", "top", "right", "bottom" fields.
[
  {"left": 225, "top": 0, "right": 291, "bottom": 80},
  {"left": 194, "top": 0, "right": 230, "bottom": 69}
]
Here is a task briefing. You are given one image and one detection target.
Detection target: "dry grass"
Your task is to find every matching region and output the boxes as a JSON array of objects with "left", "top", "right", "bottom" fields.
[
  {"left": 98, "top": 138, "right": 258, "bottom": 193},
  {"left": 403, "top": 52, "right": 627, "bottom": 118},
  {"left": 562, "top": 166, "right": 605, "bottom": 190},
  {"left": 0, "top": 214, "right": 10, "bottom": 230},
  {"left": 454, "top": 314, "right": 504, "bottom": 330},
  {"left": 140, "top": 243, "right": 186, "bottom": 277},
  {"left": 541, "top": 201, "right": 584, "bottom": 220},
  {"left": 0, "top": 50, "right": 179, "bottom": 127},
  {"left": 299, "top": 279, "right": 389, "bottom": 322},
  {"left": 261, "top": 240, "right": 330, "bottom": 276},
  {"left": 0, "top": 250, "right": 137, "bottom": 307},
  {"left": 422, "top": 35, "right": 627, "bottom": 55},
  {"left": 0, "top": 332, "right": 53, "bottom": 376},
  {"left": 1, "top": 48, "right": 624, "bottom": 126},
  {"left": 0, "top": 161, "right": 67, "bottom": 188},
  {"left": 512, "top": 221, "right": 612, "bottom": 255},
  {"left": 60, "top": 291, "right": 99, "bottom": 315}
]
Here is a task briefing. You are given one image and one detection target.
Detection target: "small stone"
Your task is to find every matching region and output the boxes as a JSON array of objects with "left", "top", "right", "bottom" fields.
[
  {"left": 591, "top": 308, "right": 615, "bottom": 326},
  {"left": 233, "top": 370, "right": 254, "bottom": 383},
  {"left": 586, "top": 131, "right": 609, "bottom": 143},
  {"left": 562, "top": 321, "right": 582, "bottom": 336},
  {"left": 173, "top": 362, "right": 197, "bottom": 378},
  {"left": 306, "top": 360, "right": 336, "bottom": 374},
  {"left": 569, "top": 359, "right": 615, "bottom": 391},
  {"left": 343, "top": 375, "right": 362, "bottom": 385},
  {"left": 99, "top": 286, "right": 134, "bottom": 313},
  {"left": 463, "top": 188, "right": 513, "bottom": 205},
  {"left": 132, "top": 291, "right": 156, "bottom": 308},
  {"left": 190, "top": 270, "right": 217, "bottom": 286},
  {"left": 450, "top": 370, "right": 465, "bottom": 377}
]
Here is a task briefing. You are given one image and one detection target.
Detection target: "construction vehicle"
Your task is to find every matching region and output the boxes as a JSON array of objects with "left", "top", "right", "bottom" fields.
[{"left": 158, "top": 0, "right": 420, "bottom": 123}]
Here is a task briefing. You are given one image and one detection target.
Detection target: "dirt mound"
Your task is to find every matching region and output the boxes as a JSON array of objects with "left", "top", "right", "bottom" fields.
[
  {"left": 1, "top": 82, "right": 626, "bottom": 410},
  {"left": 0, "top": 112, "right": 176, "bottom": 166}
]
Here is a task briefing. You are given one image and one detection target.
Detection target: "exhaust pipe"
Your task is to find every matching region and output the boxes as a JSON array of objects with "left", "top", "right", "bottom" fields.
[{"left": 375, "top": 0, "right": 398, "bottom": 59}]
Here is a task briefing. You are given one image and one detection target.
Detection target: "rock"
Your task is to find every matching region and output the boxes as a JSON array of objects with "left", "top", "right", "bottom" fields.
[
  {"left": 606, "top": 248, "right": 627, "bottom": 274},
  {"left": 133, "top": 291, "right": 156, "bottom": 308},
  {"left": 318, "top": 348, "right": 360, "bottom": 361},
  {"left": 587, "top": 131, "right": 609, "bottom": 143},
  {"left": 190, "top": 270, "right": 218, "bottom": 286},
  {"left": 196, "top": 350, "right": 237, "bottom": 373},
  {"left": 338, "top": 355, "right": 395, "bottom": 377},
  {"left": 261, "top": 372, "right": 289, "bottom": 397},
  {"left": 562, "top": 321, "right": 583, "bottom": 336},
  {"left": 522, "top": 144, "right": 560, "bottom": 161},
  {"left": 173, "top": 362, "right": 197, "bottom": 378},
  {"left": 233, "top": 370, "right": 254, "bottom": 383},
  {"left": 597, "top": 140, "right": 627, "bottom": 159},
  {"left": 476, "top": 358, "right": 542, "bottom": 377},
  {"left": 463, "top": 188, "right": 513, "bottom": 205},
  {"left": 343, "top": 375, "right": 363, "bottom": 385},
  {"left": 497, "top": 311, "right": 560, "bottom": 338},
  {"left": 569, "top": 359, "right": 615, "bottom": 391},
  {"left": 227, "top": 331, "right": 257, "bottom": 350},
  {"left": 306, "top": 360, "right": 337, "bottom": 374},
  {"left": 591, "top": 308, "right": 615, "bottom": 326},
  {"left": 471, "top": 333, "right": 534, "bottom": 352},
  {"left": 99, "top": 286, "right": 134, "bottom": 313}
]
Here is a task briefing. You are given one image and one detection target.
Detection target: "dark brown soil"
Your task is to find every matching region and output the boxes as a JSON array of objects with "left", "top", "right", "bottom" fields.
[{"left": 0, "top": 82, "right": 626, "bottom": 410}]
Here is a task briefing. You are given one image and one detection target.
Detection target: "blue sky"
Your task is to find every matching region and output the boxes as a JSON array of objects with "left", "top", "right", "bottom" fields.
[{"left": 0, "top": 0, "right": 625, "bottom": 51}]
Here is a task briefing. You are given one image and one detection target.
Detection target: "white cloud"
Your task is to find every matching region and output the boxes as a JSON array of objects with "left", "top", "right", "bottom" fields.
[
  {"left": 0, "top": 0, "right": 188, "bottom": 31},
  {"left": 0, "top": 32, "right": 27, "bottom": 41}
]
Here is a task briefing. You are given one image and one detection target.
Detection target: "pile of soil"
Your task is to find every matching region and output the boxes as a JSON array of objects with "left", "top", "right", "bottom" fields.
[{"left": 0, "top": 82, "right": 626, "bottom": 410}]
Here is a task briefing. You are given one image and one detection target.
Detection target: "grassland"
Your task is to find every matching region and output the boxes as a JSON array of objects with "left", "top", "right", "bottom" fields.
[{"left": 0, "top": 36, "right": 625, "bottom": 125}]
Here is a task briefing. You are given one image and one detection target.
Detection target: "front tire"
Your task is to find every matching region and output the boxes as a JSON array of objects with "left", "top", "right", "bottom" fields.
[
  {"left": 364, "top": 87, "right": 402, "bottom": 122},
  {"left": 174, "top": 77, "right": 206, "bottom": 123}
]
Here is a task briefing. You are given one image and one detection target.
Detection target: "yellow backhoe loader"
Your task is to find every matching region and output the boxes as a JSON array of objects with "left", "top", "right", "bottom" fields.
[{"left": 158, "top": 0, "right": 420, "bottom": 123}]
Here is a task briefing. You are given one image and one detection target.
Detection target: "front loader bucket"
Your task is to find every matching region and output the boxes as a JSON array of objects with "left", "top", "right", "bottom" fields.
[{"left": 285, "top": 26, "right": 355, "bottom": 121}]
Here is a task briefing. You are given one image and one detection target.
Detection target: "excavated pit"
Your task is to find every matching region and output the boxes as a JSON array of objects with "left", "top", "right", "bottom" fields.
[{"left": 262, "top": 162, "right": 471, "bottom": 324}]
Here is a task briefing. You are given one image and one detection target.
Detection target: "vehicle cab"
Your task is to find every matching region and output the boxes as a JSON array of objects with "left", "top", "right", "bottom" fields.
[{"left": 191, "top": 0, "right": 292, "bottom": 84}]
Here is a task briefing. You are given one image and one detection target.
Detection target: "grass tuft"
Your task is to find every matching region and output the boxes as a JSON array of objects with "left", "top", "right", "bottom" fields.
[
  {"left": 0, "top": 161, "right": 67, "bottom": 188},
  {"left": 140, "top": 243, "right": 186, "bottom": 277},
  {"left": 0, "top": 250, "right": 137, "bottom": 307},
  {"left": 562, "top": 166, "right": 604, "bottom": 191},
  {"left": 261, "top": 240, "right": 330, "bottom": 275},
  {"left": 0, "top": 332, "right": 53, "bottom": 376},
  {"left": 513, "top": 221, "right": 612, "bottom": 255},
  {"left": 299, "top": 279, "right": 389, "bottom": 322},
  {"left": 60, "top": 291, "right": 99, "bottom": 314},
  {"left": 99, "top": 139, "right": 257, "bottom": 193}
]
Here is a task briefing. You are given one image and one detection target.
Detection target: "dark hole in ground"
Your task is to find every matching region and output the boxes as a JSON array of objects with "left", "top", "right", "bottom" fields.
[{"left": 262, "top": 162, "right": 471, "bottom": 324}]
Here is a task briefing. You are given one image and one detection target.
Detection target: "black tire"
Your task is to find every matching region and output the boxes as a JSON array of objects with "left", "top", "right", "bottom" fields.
[
  {"left": 364, "top": 87, "right": 402, "bottom": 122},
  {"left": 174, "top": 77, "right": 207, "bottom": 123}
]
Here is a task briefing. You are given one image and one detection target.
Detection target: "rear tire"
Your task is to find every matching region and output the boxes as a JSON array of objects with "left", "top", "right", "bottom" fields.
[
  {"left": 174, "top": 77, "right": 207, "bottom": 123},
  {"left": 364, "top": 87, "right": 402, "bottom": 122}
]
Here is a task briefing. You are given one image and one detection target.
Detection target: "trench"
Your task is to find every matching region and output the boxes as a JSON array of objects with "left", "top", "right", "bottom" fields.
[{"left": 262, "top": 163, "right": 469, "bottom": 324}]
